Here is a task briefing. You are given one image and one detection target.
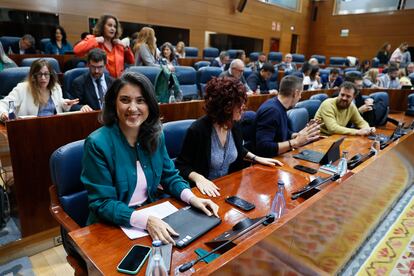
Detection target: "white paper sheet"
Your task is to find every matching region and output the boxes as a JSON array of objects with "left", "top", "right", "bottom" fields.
[{"left": 120, "top": 201, "right": 178, "bottom": 239}]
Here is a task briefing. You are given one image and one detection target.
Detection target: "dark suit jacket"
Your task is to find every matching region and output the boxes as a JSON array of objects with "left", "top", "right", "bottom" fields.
[
  {"left": 70, "top": 73, "right": 114, "bottom": 111},
  {"left": 9, "top": 41, "right": 36, "bottom": 54},
  {"left": 175, "top": 115, "right": 248, "bottom": 185}
]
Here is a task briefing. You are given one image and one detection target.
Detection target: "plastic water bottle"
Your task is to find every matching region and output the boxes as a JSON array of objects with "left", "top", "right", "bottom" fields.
[
  {"left": 371, "top": 136, "right": 381, "bottom": 155},
  {"left": 271, "top": 180, "right": 286, "bottom": 219},
  {"left": 147, "top": 240, "right": 167, "bottom": 276},
  {"left": 8, "top": 101, "right": 16, "bottom": 120},
  {"left": 338, "top": 151, "right": 348, "bottom": 177},
  {"left": 255, "top": 85, "right": 261, "bottom": 94},
  {"left": 168, "top": 89, "right": 176, "bottom": 104}
]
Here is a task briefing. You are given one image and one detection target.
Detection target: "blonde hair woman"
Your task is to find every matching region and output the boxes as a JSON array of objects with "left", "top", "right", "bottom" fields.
[
  {"left": 133, "top": 27, "right": 159, "bottom": 66},
  {"left": 363, "top": 68, "right": 379, "bottom": 88},
  {"left": 175, "top": 41, "right": 186, "bottom": 58}
]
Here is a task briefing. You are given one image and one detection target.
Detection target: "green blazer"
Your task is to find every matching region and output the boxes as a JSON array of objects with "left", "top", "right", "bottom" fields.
[{"left": 81, "top": 123, "right": 190, "bottom": 227}]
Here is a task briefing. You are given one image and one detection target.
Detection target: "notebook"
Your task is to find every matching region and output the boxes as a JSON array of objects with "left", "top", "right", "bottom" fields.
[
  {"left": 162, "top": 206, "right": 221, "bottom": 248},
  {"left": 293, "top": 137, "right": 345, "bottom": 164}
]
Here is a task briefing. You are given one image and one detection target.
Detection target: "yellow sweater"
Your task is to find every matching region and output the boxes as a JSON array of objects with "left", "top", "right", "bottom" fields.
[{"left": 315, "top": 98, "right": 369, "bottom": 135}]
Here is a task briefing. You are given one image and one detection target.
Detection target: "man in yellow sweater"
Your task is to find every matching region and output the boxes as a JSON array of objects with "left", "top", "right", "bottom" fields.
[{"left": 315, "top": 82, "right": 376, "bottom": 136}]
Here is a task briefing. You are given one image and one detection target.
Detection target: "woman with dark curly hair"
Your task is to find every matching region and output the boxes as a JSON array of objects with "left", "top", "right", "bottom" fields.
[
  {"left": 175, "top": 77, "right": 282, "bottom": 197},
  {"left": 45, "top": 25, "right": 73, "bottom": 55},
  {"left": 160, "top": 42, "right": 179, "bottom": 68},
  {"left": 81, "top": 72, "right": 218, "bottom": 244},
  {"left": 74, "top": 14, "right": 134, "bottom": 78}
]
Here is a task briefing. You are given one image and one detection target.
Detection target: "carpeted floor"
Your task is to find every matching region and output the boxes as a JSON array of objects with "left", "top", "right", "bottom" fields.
[
  {"left": 0, "top": 256, "right": 34, "bottom": 276},
  {"left": 0, "top": 218, "right": 21, "bottom": 246}
]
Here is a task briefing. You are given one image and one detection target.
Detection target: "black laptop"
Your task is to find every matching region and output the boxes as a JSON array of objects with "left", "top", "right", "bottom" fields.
[
  {"left": 293, "top": 137, "right": 345, "bottom": 164},
  {"left": 162, "top": 206, "right": 221, "bottom": 248}
]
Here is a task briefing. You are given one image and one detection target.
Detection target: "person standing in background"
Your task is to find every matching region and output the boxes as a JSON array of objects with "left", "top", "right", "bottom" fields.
[
  {"left": 133, "top": 27, "right": 159, "bottom": 67},
  {"left": 376, "top": 42, "right": 391, "bottom": 65}
]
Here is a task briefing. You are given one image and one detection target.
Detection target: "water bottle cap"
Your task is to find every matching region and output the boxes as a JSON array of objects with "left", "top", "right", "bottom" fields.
[
  {"left": 277, "top": 180, "right": 285, "bottom": 186},
  {"left": 152, "top": 240, "right": 162, "bottom": 247}
]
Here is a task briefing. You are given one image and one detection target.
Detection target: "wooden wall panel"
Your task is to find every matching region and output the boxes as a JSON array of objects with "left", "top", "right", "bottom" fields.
[
  {"left": 0, "top": 0, "right": 311, "bottom": 56},
  {"left": 308, "top": 1, "right": 414, "bottom": 62}
]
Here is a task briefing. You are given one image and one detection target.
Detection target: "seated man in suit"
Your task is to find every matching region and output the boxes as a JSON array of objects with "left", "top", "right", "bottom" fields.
[
  {"left": 70, "top": 48, "right": 114, "bottom": 111},
  {"left": 219, "top": 59, "right": 252, "bottom": 93},
  {"left": 246, "top": 62, "right": 277, "bottom": 94},
  {"left": 277, "top": 53, "right": 297, "bottom": 72},
  {"left": 210, "top": 51, "right": 229, "bottom": 70},
  {"left": 315, "top": 81, "right": 375, "bottom": 136},
  {"left": 255, "top": 75, "right": 320, "bottom": 157},
  {"left": 10, "top": 34, "right": 36, "bottom": 54},
  {"left": 323, "top": 68, "right": 343, "bottom": 89},
  {"left": 378, "top": 65, "right": 401, "bottom": 89}
]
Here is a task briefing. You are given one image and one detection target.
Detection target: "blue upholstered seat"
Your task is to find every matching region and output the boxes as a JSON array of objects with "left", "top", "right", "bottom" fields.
[
  {"left": 369, "top": 91, "right": 389, "bottom": 126},
  {"left": 371, "top": 57, "right": 380, "bottom": 68},
  {"left": 228, "top": 49, "right": 240, "bottom": 59},
  {"left": 21, "top": 57, "right": 61, "bottom": 73},
  {"left": 163, "top": 119, "right": 195, "bottom": 159},
  {"left": 203, "top": 47, "right": 219, "bottom": 60},
  {"left": 268, "top": 52, "right": 283, "bottom": 63},
  {"left": 329, "top": 57, "right": 347, "bottom": 66},
  {"left": 295, "top": 99, "right": 321, "bottom": 119},
  {"left": 240, "top": 110, "right": 256, "bottom": 152},
  {"left": 63, "top": 68, "right": 89, "bottom": 98},
  {"left": 310, "top": 93, "right": 329, "bottom": 102},
  {"left": 175, "top": 66, "right": 198, "bottom": 100},
  {"left": 249, "top": 52, "right": 260, "bottom": 62},
  {"left": 194, "top": 61, "right": 210, "bottom": 71},
  {"left": 0, "top": 67, "right": 30, "bottom": 98},
  {"left": 184, "top": 47, "right": 199, "bottom": 58},
  {"left": 311, "top": 55, "right": 326, "bottom": 65},
  {"left": 198, "top": 66, "right": 223, "bottom": 96},
  {"left": 268, "top": 70, "right": 279, "bottom": 90},
  {"left": 40, "top": 38, "right": 51, "bottom": 53},
  {"left": 125, "top": 66, "right": 161, "bottom": 85},
  {"left": 287, "top": 107, "right": 309, "bottom": 132},
  {"left": 243, "top": 67, "right": 253, "bottom": 80},
  {"left": 292, "top": 54, "right": 305, "bottom": 64},
  {"left": 344, "top": 70, "right": 362, "bottom": 77},
  {"left": 409, "top": 73, "right": 414, "bottom": 84},
  {"left": 0, "top": 36, "right": 20, "bottom": 53},
  {"left": 407, "top": 93, "right": 414, "bottom": 116}
]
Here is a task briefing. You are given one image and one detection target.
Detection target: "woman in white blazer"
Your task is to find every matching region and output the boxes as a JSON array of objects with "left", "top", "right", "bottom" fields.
[{"left": 0, "top": 59, "right": 79, "bottom": 121}]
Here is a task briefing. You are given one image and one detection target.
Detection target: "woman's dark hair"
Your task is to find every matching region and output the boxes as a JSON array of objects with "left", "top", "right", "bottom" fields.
[
  {"left": 160, "top": 42, "right": 177, "bottom": 62},
  {"left": 93, "top": 14, "right": 122, "bottom": 39},
  {"left": 301, "top": 61, "right": 312, "bottom": 75},
  {"left": 50, "top": 25, "right": 67, "bottom": 44},
  {"left": 102, "top": 72, "right": 161, "bottom": 153},
  {"left": 204, "top": 77, "right": 247, "bottom": 127},
  {"left": 309, "top": 66, "right": 319, "bottom": 81}
]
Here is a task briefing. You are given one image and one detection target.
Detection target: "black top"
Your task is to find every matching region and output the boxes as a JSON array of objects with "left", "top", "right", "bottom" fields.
[
  {"left": 175, "top": 115, "right": 248, "bottom": 185},
  {"left": 9, "top": 40, "right": 36, "bottom": 54},
  {"left": 247, "top": 71, "right": 270, "bottom": 93},
  {"left": 376, "top": 51, "right": 390, "bottom": 65},
  {"left": 70, "top": 72, "right": 114, "bottom": 111}
]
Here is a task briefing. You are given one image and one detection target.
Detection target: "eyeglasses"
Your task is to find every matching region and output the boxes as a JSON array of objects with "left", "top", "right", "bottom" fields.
[{"left": 34, "top": 72, "right": 51, "bottom": 78}]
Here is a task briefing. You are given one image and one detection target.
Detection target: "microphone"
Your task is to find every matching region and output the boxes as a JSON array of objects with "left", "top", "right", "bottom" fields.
[
  {"left": 178, "top": 214, "right": 275, "bottom": 273},
  {"left": 291, "top": 173, "right": 340, "bottom": 200}
]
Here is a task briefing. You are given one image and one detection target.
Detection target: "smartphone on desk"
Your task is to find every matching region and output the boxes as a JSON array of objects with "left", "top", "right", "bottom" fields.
[
  {"left": 226, "top": 196, "right": 255, "bottom": 211},
  {"left": 117, "top": 244, "right": 151, "bottom": 274}
]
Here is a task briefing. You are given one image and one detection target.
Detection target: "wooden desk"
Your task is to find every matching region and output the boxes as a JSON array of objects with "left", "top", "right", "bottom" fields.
[
  {"left": 9, "top": 54, "right": 77, "bottom": 72},
  {"left": 69, "top": 117, "right": 413, "bottom": 275},
  {"left": 177, "top": 58, "right": 202, "bottom": 67}
]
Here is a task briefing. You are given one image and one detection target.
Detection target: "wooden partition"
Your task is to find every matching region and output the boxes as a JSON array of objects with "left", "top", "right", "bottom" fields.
[{"left": 9, "top": 54, "right": 76, "bottom": 71}]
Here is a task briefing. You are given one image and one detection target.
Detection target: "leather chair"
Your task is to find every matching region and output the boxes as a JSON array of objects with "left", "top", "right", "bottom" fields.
[
  {"left": 268, "top": 70, "right": 279, "bottom": 90},
  {"left": 0, "top": 36, "right": 20, "bottom": 53},
  {"left": 0, "top": 67, "right": 30, "bottom": 98},
  {"left": 194, "top": 61, "right": 210, "bottom": 71},
  {"left": 240, "top": 111, "right": 256, "bottom": 152},
  {"left": 406, "top": 93, "right": 414, "bottom": 116},
  {"left": 163, "top": 119, "right": 195, "bottom": 160},
  {"left": 249, "top": 52, "right": 260, "bottom": 62},
  {"left": 310, "top": 93, "right": 329, "bottom": 102},
  {"left": 175, "top": 66, "right": 198, "bottom": 100},
  {"left": 369, "top": 91, "right": 389, "bottom": 126},
  {"left": 243, "top": 67, "right": 253, "bottom": 80},
  {"left": 345, "top": 70, "right": 362, "bottom": 77},
  {"left": 319, "top": 69, "right": 330, "bottom": 84},
  {"left": 198, "top": 66, "right": 223, "bottom": 96},
  {"left": 40, "top": 38, "right": 51, "bottom": 53},
  {"left": 184, "top": 47, "right": 198, "bottom": 58},
  {"left": 291, "top": 54, "right": 305, "bottom": 64},
  {"left": 311, "top": 55, "right": 326, "bottom": 65},
  {"left": 21, "top": 57, "right": 61, "bottom": 73},
  {"left": 203, "top": 47, "right": 219, "bottom": 60},
  {"left": 287, "top": 107, "right": 309, "bottom": 132},
  {"left": 329, "top": 57, "right": 347, "bottom": 66},
  {"left": 268, "top": 52, "right": 283, "bottom": 63},
  {"left": 125, "top": 66, "right": 161, "bottom": 85},
  {"left": 63, "top": 68, "right": 89, "bottom": 98},
  {"left": 49, "top": 140, "right": 88, "bottom": 275},
  {"left": 228, "top": 49, "right": 240, "bottom": 59},
  {"left": 295, "top": 99, "right": 321, "bottom": 119},
  {"left": 344, "top": 67, "right": 358, "bottom": 74}
]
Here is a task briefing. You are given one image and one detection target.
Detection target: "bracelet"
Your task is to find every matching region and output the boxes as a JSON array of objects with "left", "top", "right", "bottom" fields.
[
  {"left": 251, "top": 155, "right": 257, "bottom": 162},
  {"left": 288, "top": 140, "right": 293, "bottom": 150}
]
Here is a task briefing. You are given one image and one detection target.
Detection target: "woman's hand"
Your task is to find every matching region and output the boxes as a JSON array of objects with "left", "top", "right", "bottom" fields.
[
  {"left": 80, "top": 105, "right": 94, "bottom": 112},
  {"left": 195, "top": 178, "right": 220, "bottom": 197},
  {"left": 63, "top": 98, "right": 80, "bottom": 108},
  {"left": 189, "top": 197, "right": 219, "bottom": 217},
  {"left": 146, "top": 216, "right": 178, "bottom": 245},
  {"left": 0, "top": 112, "right": 9, "bottom": 122},
  {"left": 254, "top": 156, "right": 283, "bottom": 167},
  {"left": 95, "top": 36, "right": 104, "bottom": 44}
]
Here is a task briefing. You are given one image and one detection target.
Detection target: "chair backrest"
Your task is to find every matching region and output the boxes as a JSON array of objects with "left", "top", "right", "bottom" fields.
[
  {"left": 268, "top": 70, "right": 279, "bottom": 90},
  {"left": 240, "top": 111, "right": 256, "bottom": 152},
  {"left": 49, "top": 140, "right": 89, "bottom": 228},
  {"left": 344, "top": 67, "right": 358, "bottom": 73},
  {"left": 243, "top": 67, "right": 253, "bottom": 80},
  {"left": 21, "top": 57, "right": 61, "bottom": 73},
  {"left": 249, "top": 52, "right": 260, "bottom": 62},
  {"left": 408, "top": 93, "right": 414, "bottom": 108},
  {"left": 203, "top": 47, "right": 219, "bottom": 59},
  {"left": 319, "top": 68, "right": 330, "bottom": 84},
  {"left": 369, "top": 91, "right": 389, "bottom": 107},
  {"left": 0, "top": 67, "right": 30, "bottom": 98},
  {"left": 329, "top": 57, "right": 347, "bottom": 66},
  {"left": 163, "top": 119, "right": 195, "bottom": 159},
  {"left": 408, "top": 73, "right": 414, "bottom": 84},
  {"left": 198, "top": 66, "right": 223, "bottom": 96},
  {"left": 63, "top": 68, "right": 89, "bottom": 98},
  {"left": 310, "top": 93, "right": 329, "bottom": 102},
  {"left": 295, "top": 99, "right": 321, "bottom": 119},
  {"left": 287, "top": 107, "right": 309, "bottom": 132},
  {"left": 125, "top": 66, "right": 161, "bottom": 85},
  {"left": 194, "top": 61, "right": 211, "bottom": 71},
  {"left": 371, "top": 57, "right": 380, "bottom": 68},
  {"left": 369, "top": 91, "right": 389, "bottom": 126},
  {"left": 311, "top": 55, "right": 326, "bottom": 65},
  {"left": 40, "top": 38, "right": 51, "bottom": 53},
  {"left": 227, "top": 49, "right": 240, "bottom": 59},
  {"left": 344, "top": 70, "right": 362, "bottom": 77},
  {"left": 175, "top": 66, "right": 198, "bottom": 100},
  {"left": 184, "top": 47, "right": 198, "bottom": 58},
  {"left": 268, "top": 52, "right": 283, "bottom": 63},
  {"left": 292, "top": 54, "right": 305, "bottom": 64},
  {"left": 0, "top": 36, "right": 20, "bottom": 52}
]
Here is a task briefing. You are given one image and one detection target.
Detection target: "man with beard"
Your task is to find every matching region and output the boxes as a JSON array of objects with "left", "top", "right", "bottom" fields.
[
  {"left": 315, "top": 81, "right": 375, "bottom": 136},
  {"left": 378, "top": 65, "right": 401, "bottom": 89}
]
